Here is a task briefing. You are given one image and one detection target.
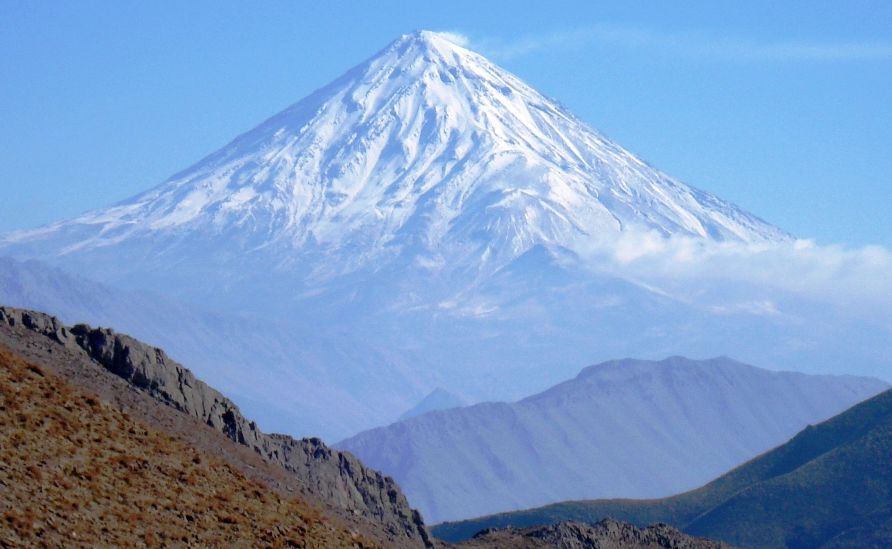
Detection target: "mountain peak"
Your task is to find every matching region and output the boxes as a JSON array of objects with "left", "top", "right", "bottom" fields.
[
  {"left": 351, "top": 29, "right": 482, "bottom": 83},
  {"left": 399, "top": 29, "right": 471, "bottom": 50},
  {"left": 398, "top": 387, "right": 467, "bottom": 422},
  {"left": 0, "top": 31, "right": 788, "bottom": 302}
]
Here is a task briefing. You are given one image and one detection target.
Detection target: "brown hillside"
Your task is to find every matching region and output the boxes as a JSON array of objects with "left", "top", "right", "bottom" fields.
[
  {"left": 0, "top": 345, "right": 373, "bottom": 548},
  {"left": 0, "top": 306, "right": 429, "bottom": 548}
]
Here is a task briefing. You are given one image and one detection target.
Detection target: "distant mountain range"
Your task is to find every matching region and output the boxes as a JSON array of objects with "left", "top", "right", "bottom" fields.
[
  {"left": 434, "top": 384, "right": 892, "bottom": 548},
  {"left": 338, "top": 356, "right": 887, "bottom": 523},
  {"left": 399, "top": 387, "right": 467, "bottom": 422}
]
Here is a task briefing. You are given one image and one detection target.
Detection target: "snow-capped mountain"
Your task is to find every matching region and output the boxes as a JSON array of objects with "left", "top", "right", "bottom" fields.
[
  {"left": 0, "top": 31, "right": 786, "bottom": 306},
  {"left": 12, "top": 31, "right": 880, "bottom": 443}
]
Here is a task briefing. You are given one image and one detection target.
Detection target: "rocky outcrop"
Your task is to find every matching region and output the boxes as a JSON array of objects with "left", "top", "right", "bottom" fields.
[
  {"left": 0, "top": 306, "right": 431, "bottom": 547},
  {"left": 465, "top": 519, "right": 732, "bottom": 548}
]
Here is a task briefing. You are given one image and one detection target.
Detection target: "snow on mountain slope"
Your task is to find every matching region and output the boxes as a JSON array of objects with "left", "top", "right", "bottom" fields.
[
  {"left": 337, "top": 357, "right": 889, "bottom": 523},
  {"left": 0, "top": 31, "right": 786, "bottom": 306}
]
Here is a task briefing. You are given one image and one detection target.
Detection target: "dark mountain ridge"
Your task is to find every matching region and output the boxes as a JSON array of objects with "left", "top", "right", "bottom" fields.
[{"left": 462, "top": 519, "right": 733, "bottom": 548}]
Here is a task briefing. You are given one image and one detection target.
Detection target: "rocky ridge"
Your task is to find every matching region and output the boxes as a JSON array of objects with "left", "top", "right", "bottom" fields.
[
  {"left": 463, "top": 519, "right": 732, "bottom": 548},
  {"left": 0, "top": 306, "right": 431, "bottom": 547},
  {"left": 0, "top": 303, "right": 743, "bottom": 548}
]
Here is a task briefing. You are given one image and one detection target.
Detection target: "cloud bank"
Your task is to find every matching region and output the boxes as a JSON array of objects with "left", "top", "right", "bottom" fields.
[{"left": 571, "top": 231, "right": 892, "bottom": 315}]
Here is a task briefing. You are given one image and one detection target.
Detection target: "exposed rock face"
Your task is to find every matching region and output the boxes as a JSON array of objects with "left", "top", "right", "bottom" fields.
[
  {"left": 465, "top": 519, "right": 732, "bottom": 549},
  {"left": 0, "top": 306, "right": 431, "bottom": 547}
]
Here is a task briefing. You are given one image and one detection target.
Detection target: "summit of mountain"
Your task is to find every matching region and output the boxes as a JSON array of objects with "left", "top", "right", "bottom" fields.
[{"left": 0, "top": 31, "right": 786, "bottom": 309}]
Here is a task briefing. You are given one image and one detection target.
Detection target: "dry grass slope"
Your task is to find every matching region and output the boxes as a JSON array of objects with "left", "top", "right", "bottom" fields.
[{"left": 0, "top": 345, "right": 374, "bottom": 548}]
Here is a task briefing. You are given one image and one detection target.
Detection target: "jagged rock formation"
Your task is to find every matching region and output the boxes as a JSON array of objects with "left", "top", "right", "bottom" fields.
[
  {"left": 461, "top": 519, "right": 731, "bottom": 548},
  {"left": 0, "top": 306, "right": 431, "bottom": 547}
]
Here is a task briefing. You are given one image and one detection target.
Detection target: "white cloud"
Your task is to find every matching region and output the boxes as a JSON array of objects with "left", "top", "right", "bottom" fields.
[
  {"left": 571, "top": 230, "right": 892, "bottom": 313},
  {"left": 708, "top": 300, "right": 780, "bottom": 317},
  {"left": 434, "top": 31, "right": 470, "bottom": 48},
  {"left": 473, "top": 24, "right": 892, "bottom": 62}
]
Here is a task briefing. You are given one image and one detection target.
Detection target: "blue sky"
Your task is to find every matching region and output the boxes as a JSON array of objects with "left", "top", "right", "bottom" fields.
[{"left": 2, "top": 1, "right": 890, "bottom": 246}]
